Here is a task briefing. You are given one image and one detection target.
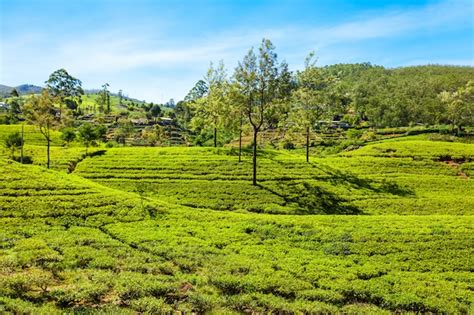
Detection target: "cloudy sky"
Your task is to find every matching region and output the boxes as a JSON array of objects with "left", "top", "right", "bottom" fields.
[{"left": 1, "top": 0, "right": 473, "bottom": 103}]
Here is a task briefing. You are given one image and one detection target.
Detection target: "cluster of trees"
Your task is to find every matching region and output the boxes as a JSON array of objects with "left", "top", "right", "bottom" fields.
[
  {"left": 175, "top": 39, "right": 473, "bottom": 185},
  {"left": 45, "top": 68, "right": 84, "bottom": 119},
  {"left": 21, "top": 69, "right": 97, "bottom": 168},
  {"left": 328, "top": 64, "right": 474, "bottom": 128},
  {"left": 61, "top": 124, "right": 107, "bottom": 153},
  {"left": 2, "top": 39, "right": 473, "bottom": 185},
  {"left": 96, "top": 83, "right": 111, "bottom": 114},
  {"left": 1, "top": 89, "right": 22, "bottom": 124}
]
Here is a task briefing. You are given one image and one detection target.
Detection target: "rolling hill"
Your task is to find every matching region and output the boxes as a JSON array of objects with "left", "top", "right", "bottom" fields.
[{"left": 0, "top": 136, "right": 473, "bottom": 313}]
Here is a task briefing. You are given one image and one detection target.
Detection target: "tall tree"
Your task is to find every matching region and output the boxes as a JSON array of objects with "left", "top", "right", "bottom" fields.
[
  {"left": 118, "top": 89, "right": 124, "bottom": 107},
  {"left": 439, "top": 80, "right": 474, "bottom": 134},
  {"left": 227, "top": 81, "right": 247, "bottom": 162},
  {"left": 149, "top": 104, "right": 162, "bottom": 122},
  {"left": 114, "top": 119, "right": 135, "bottom": 145},
  {"left": 176, "top": 80, "right": 209, "bottom": 129},
  {"left": 96, "top": 83, "right": 111, "bottom": 114},
  {"left": 235, "top": 39, "right": 279, "bottom": 185},
  {"left": 45, "top": 69, "right": 84, "bottom": 120},
  {"left": 165, "top": 99, "right": 176, "bottom": 108},
  {"left": 78, "top": 123, "right": 106, "bottom": 154},
  {"left": 184, "top": 80, "right": 208, "bottom": 102},
  {"left": 104, "top": 83, "right": 111, "bottom": 113},
  {"left": 290, "top": 52, "right": 329, "bottom": 163},
  {"left": 7, "top": 89, "right": 22, "bottom": 124},
  {"left": 190, "top": 61, "right": 229, "bottom": 147},
  {"left": 24, "top": 90, "right": 59, "bottom": 169},
  {"left": 268, "top": 59, "right": 295, "bottom": 129}
]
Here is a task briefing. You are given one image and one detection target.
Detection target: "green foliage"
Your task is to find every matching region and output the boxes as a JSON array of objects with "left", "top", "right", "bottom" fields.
[
  {"left": 149, "top": 103, "right": 162, "bottom": 119},
  {"left": 96, "top": 83, "right": 111, "bottom": 114},
  {"left": 45, "top": 68, "right": 84, "bottom": 118},
  {"left": 45, "top": 69, "right": 84, "bottom": 99},
  {"left": 341, "top": 64, "right": 474, "bottom": 127},
  {"left": 114, "top": 119, "right": 134, "bottom": 145},
  {"left": 4, "top": 132, "right": 23, "bottom": 159},
  {"left": 189, "top": 61, "right": 232, "bottom": 147},
  {"left": 440, "top": 80, "right": 474, "bottom": 132},
  {"left": 60, "top": 127, "right": 76, "bottom": 144},
  {"left": 77, "top": 123, "right": 107, "bottom": 152}
]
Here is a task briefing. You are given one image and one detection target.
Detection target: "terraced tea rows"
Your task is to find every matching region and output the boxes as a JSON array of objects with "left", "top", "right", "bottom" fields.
[
  {"left": 1, "top": 137, "right": 473, "bottom": 313},
  {"left": 74, "top": 141, "right": 474, "bottom": 215},
  {"left": 0, "top": 124, "right": 62, "bottom": 146},
  {"left": 0, "top": 160, "right": 156, "bottom": 225},
  {"left": 1, "top": 160, "right": 473, "bottom": 313},
  {"left": 343, "top": 140, "right": 474, "bottom": 160}
]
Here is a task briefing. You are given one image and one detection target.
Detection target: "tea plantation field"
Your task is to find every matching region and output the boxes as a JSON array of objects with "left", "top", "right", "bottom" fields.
[
  {"left": 0, "top": 136, "right": 473, "bottom": 313},
  {"left": 74, "top": 142, "right": 474, "bottom": 215}
]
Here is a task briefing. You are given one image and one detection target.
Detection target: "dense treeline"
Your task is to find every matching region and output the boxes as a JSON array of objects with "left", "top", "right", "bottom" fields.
[
  {"left": 177, "top": 59, "right": 473, "bottom": 133},
  {"left": 1, "top": 39, "right": 473, "bottom": 184},
  {"left": 174, "top": 39, "right": 473, "bottom": 184},
  {"left": 327, "top": 63, "right": 474, "bottom": 127}
]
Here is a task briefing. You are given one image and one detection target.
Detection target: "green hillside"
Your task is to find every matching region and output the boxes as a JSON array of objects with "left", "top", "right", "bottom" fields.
[
  {"left": 73, "top": 141, "right": 474, "bottom": 215},
  {"left": 0, "top": 124, "right": 62, "bottom": 147},
  {"left": 0, "top": 137, "right": 473, "bottom": 313}
]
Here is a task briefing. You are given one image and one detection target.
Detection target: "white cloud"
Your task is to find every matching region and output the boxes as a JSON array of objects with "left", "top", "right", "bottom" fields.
[{"left": 1, "top": 0, "right": 472, "bottom": 102}]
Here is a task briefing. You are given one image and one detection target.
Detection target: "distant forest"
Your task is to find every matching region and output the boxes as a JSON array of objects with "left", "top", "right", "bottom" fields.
[{"left": 176, "top": 62, "right": 474, "bottom": 131}]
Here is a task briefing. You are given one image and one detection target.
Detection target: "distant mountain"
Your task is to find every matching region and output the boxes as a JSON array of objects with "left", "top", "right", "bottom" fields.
[
  {"left": 0, "top": 84, "right": 43, "bottom": 97},
  {"left": 16, "top": 84, "right": 43, "bottom": 95},
  {"left": 1, "top": 84, "right": 148, "bottom": 103},
  {"left": 0, "top": 85, "right": 13, "bottom": 96}
]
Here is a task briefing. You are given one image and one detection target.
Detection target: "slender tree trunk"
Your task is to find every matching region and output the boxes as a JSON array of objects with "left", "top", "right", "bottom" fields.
[
  {"left": 20, "top": 124, "right": 24, "bottom": 164},
  {"left": 238, "top": 116, "right": 243, "bottom": 163},
  {"left": 46, "top": 125, "right": 51, "bottom": 169},
  {"left": 47, "top": 139, "right": 50, "bottom": 169},
  {"left": 306, "top": 126, "right": 310, "bottom": 163},
  {"left": 252, "top": 127, "right": 258, "bottom": 186},
  {"left": 214, "top": 127, "right": 217, "bottom": 147}
]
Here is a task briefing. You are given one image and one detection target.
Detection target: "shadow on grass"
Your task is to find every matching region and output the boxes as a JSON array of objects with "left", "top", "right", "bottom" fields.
[
  {"left": 257, "top": 182, "right": 363, "bottom": 215},
  {"left": 68, "top": 150, "right": 107, "bottom": 173},
  {"left": 310, "top": 163, "right": 414, "bottom": 196},
  {"left": 217, "top": 147, "right": 281, "bottom": 159}
]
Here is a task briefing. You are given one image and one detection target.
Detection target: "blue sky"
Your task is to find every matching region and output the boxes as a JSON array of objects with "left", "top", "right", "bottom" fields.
[{"left": 1, "top": 0, "right": 473, "bottom": 103}]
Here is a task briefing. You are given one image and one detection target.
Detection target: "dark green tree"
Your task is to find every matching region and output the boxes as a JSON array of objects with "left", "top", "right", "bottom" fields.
[
  {"left": 114, "top": 119, "right": 134, "bottom": 145},
  {"left": 23, "top": 90, "right": 59, "bottom": 169},
  {"left": 78, "top": 123, "right": 107, "bottom": 154},
  {"left": 149, "top": 104, "right": 162, "bottom": 121},
  {"left": 290, "top": 52, "right": 330, "bottom": 163},
  {"left": 61, "top": 127, "right": 76, "bottom": 145},
  {"left": 45, "top": 69, "right": 84, "bottom": 119},
  {"left": 235, "top": 39, "right": 280, "bottom": 185},
  {"left": 4, "top": 132, "right": 23, "bottom": 160},
  {"left": 6, "top": 89, "right": 22, "bottom": 124},
  {"left": 96, "top": 83, "right": 111, "bottom": 114}
]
